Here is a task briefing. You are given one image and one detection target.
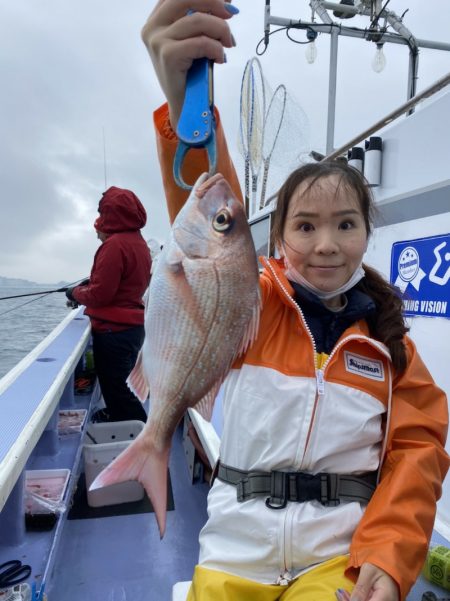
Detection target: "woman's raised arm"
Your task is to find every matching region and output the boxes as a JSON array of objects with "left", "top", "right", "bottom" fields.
[{"left": 142, "top": 0, "right": 237, "bottom": 129}]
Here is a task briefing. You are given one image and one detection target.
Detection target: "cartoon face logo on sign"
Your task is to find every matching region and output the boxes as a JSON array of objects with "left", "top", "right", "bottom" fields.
[
  {"left": 394, "top": 245, "right": 426, "bottom": 293},
  {"left": 398, "top": 247, "right": 419, "bottom": 282}
]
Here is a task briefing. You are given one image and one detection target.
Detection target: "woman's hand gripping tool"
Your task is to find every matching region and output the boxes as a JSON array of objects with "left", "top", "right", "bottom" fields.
[{"left": 174, "top": 57, "right": 216, "bottom": 190}]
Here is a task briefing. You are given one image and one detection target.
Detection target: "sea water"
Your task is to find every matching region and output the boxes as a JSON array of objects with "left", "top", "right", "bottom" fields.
[{"left": 0, "top": 286, "right": 71, "bottom": 379}]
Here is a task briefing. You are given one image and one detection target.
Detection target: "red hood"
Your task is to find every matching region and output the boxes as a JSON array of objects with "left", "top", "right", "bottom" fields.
[{"left": 95, "top": 186, "right": 147, "bottom": 233}]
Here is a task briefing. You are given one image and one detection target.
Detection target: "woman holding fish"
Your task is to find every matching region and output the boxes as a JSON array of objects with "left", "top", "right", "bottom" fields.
[{"left": 94, "top": 2, "right": 449, "bottom": 600}]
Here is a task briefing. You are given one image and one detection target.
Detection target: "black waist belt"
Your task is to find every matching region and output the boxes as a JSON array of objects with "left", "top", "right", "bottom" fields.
[{"left": 217, "top": 462, "right": 377, "bottom": 509}]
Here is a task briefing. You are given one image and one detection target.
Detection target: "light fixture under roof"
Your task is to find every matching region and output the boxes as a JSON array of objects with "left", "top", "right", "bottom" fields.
[
  {"left": 332, "top": 0, "right": 356, "bottom": 19},
  {"left": 372, "top": 42, "right": 387, "bottom": 72},
  {"left": 305, "top": 27, "right": 318, "bottom": 64}
]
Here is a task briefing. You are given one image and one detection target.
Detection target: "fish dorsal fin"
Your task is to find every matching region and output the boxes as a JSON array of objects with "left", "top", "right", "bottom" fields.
[{"left": 193, "top": 380, "right": 222, "bottom": 422}]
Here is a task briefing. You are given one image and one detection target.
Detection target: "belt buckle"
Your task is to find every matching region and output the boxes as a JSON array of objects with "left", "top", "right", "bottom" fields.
[
  {"left": 236, "top": 477, "right": 249, "bottom": 503},
  {"left": 265, "top": 471, "right": 288, "bottom": 510},
  {"left": 294, "top": 472, "right": 313, "bottom": 503},
  {"left": 320, "top": 473, "right": 340, "bottom": 507}
]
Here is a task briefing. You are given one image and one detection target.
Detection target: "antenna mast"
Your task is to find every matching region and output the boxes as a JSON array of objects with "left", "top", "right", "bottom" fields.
[{"left": 102, "top": 126, "right": 108, "bottom": 190}]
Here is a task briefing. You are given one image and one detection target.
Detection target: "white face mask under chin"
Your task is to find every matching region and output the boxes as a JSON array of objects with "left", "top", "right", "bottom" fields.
[{"left": 282, "top": 251, "right": 366, "bottom": 300}]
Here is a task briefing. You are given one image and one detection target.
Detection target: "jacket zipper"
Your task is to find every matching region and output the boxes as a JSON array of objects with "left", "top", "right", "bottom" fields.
[
  {"left": 264, "top": 258, "right": 320, "bottom": 581},
  {"left": 263, "top": 258, "right": 318, "bottom": 362},
  {"left": 316, "top": 368, "right": 325, "bottom": 395}
]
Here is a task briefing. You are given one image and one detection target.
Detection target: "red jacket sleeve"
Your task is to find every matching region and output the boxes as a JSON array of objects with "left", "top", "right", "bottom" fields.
[
  {"left": 346, "top": 337, "right": 449, "bottom": 600},
  {"left": 72, "top": 239, "right": 123, "bottom": 307}
]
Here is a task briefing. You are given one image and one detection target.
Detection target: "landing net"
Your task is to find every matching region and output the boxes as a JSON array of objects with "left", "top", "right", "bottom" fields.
[{"left": 238, "top": 58, "right": 311, "bottom": 216}]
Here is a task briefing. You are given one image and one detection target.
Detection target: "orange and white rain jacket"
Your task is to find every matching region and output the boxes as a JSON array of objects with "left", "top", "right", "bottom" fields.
[{"left": 154, "top": 104, "right": 449, "bottom": 600}]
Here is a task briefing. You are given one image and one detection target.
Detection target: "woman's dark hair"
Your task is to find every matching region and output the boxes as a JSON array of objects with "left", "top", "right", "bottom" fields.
[{"left": 271, "top": 161, "right": 409, "bottom": 373}]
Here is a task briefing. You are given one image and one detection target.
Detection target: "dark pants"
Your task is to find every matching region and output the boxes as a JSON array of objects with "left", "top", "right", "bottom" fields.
[{"left": 92, "top": 326, "right": 147, "bottom": 422}]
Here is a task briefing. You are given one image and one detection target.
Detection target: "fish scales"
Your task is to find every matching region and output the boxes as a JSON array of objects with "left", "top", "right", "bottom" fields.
[{"left": 148, "top": 253, "right": 256, "bottom": 415}]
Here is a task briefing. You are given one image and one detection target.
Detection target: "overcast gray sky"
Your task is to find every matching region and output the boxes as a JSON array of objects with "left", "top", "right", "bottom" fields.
[{"left": 1, "top": 1, "right": 449, "bottom": 283}]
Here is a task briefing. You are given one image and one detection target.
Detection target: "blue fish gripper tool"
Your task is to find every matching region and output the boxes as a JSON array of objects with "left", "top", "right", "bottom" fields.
[{"left": 174, "top": 58, "right": 217, "bottom": 190}]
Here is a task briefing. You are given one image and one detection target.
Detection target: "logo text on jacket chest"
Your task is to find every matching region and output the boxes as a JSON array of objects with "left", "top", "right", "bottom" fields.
[{"left": 344, "top": 351, "right": 385, "bottom": 381}]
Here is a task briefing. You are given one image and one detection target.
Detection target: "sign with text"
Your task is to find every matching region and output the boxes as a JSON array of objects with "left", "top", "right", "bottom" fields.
[{"left": 390, "top": 234, "right": 450, "bottom": 318}]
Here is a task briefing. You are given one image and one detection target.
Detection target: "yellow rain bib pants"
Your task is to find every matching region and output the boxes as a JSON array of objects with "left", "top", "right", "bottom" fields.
[{"left": 187, "top": 555, "right": 354, "bottom": 600}]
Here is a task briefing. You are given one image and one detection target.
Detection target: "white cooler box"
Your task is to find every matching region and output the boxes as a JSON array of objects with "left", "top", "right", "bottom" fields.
[{"left": 83, "top": 420, "right": 145, "bottom": 508}]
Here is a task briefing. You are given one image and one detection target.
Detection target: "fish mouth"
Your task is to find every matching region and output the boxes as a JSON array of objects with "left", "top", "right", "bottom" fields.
[{"left": 196, "top": 173, "right": 226, "bottom": 198}]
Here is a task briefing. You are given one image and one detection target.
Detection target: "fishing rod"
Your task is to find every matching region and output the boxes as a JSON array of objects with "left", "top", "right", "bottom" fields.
[
  {"left": 0, "top": 286, "right": 69, "bottom": 301},
  {"left": 0, "top": 278, "right": 88, "bottom": 318}
]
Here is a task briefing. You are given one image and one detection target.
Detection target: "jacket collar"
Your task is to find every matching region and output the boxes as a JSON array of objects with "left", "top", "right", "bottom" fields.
[{"left": 259, "top": 256, "right": 378, "bottom": 341}]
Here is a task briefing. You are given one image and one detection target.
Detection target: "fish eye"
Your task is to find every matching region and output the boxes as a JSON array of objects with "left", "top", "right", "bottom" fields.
[{"left": 212, "top": 209, "right": 232, "bottom": 232}]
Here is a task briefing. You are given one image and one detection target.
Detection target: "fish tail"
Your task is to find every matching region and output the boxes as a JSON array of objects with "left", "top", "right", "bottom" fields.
[
  {"left": 89, "top": 437, "right": 170, "bottom": 537},
  {"left": 127, "top": 349, "right": 150, "bottom": 402}
]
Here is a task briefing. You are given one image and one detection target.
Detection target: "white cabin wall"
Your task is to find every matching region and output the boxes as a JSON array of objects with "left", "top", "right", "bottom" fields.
[
  {"left": 364, "top": 89, "right": 450, "bottom": 534},
  {"left": 375, "top": 90, "right": 450, "bottom": 205}
]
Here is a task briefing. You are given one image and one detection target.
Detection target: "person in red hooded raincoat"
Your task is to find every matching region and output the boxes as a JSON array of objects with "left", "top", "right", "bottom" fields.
[{"left": 66, "top": 186, "right": 151, "bottom": 422}]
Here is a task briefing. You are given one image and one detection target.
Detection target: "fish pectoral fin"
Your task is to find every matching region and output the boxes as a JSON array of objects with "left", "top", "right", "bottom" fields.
[
  {"left": 165, "top": 241, "right": 185, "bottom": 268},
  {"left": 127, "top": 349, "right": 150, "bottom": 403}
]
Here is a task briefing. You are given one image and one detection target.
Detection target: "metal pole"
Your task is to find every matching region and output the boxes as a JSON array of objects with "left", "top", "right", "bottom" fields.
[
  {"left": 309, "top": 0, "right": 333, "bottom": 24},
  {"left": 327, "top": 27, "right": 339, "bottom": 154},
  {"left": 263, "top": 0, "right": 271, "bottom": 50},
  {"left": 406, "top": 48, "right": 419, "bottom": 114},
  {"left": 265, "top": 16, "right": 450, "bottom": 51},
  {"left": 102, "top": 126, "right": 108, "bottom": 190},
  {"left": 309, "top": 2, "right": 337, "bottom": 153}
]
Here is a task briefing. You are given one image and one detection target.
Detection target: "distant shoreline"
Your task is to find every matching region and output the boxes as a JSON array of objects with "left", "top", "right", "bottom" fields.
[{"left": 0, "top": 277, "right": 67, "bottom": 288}]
